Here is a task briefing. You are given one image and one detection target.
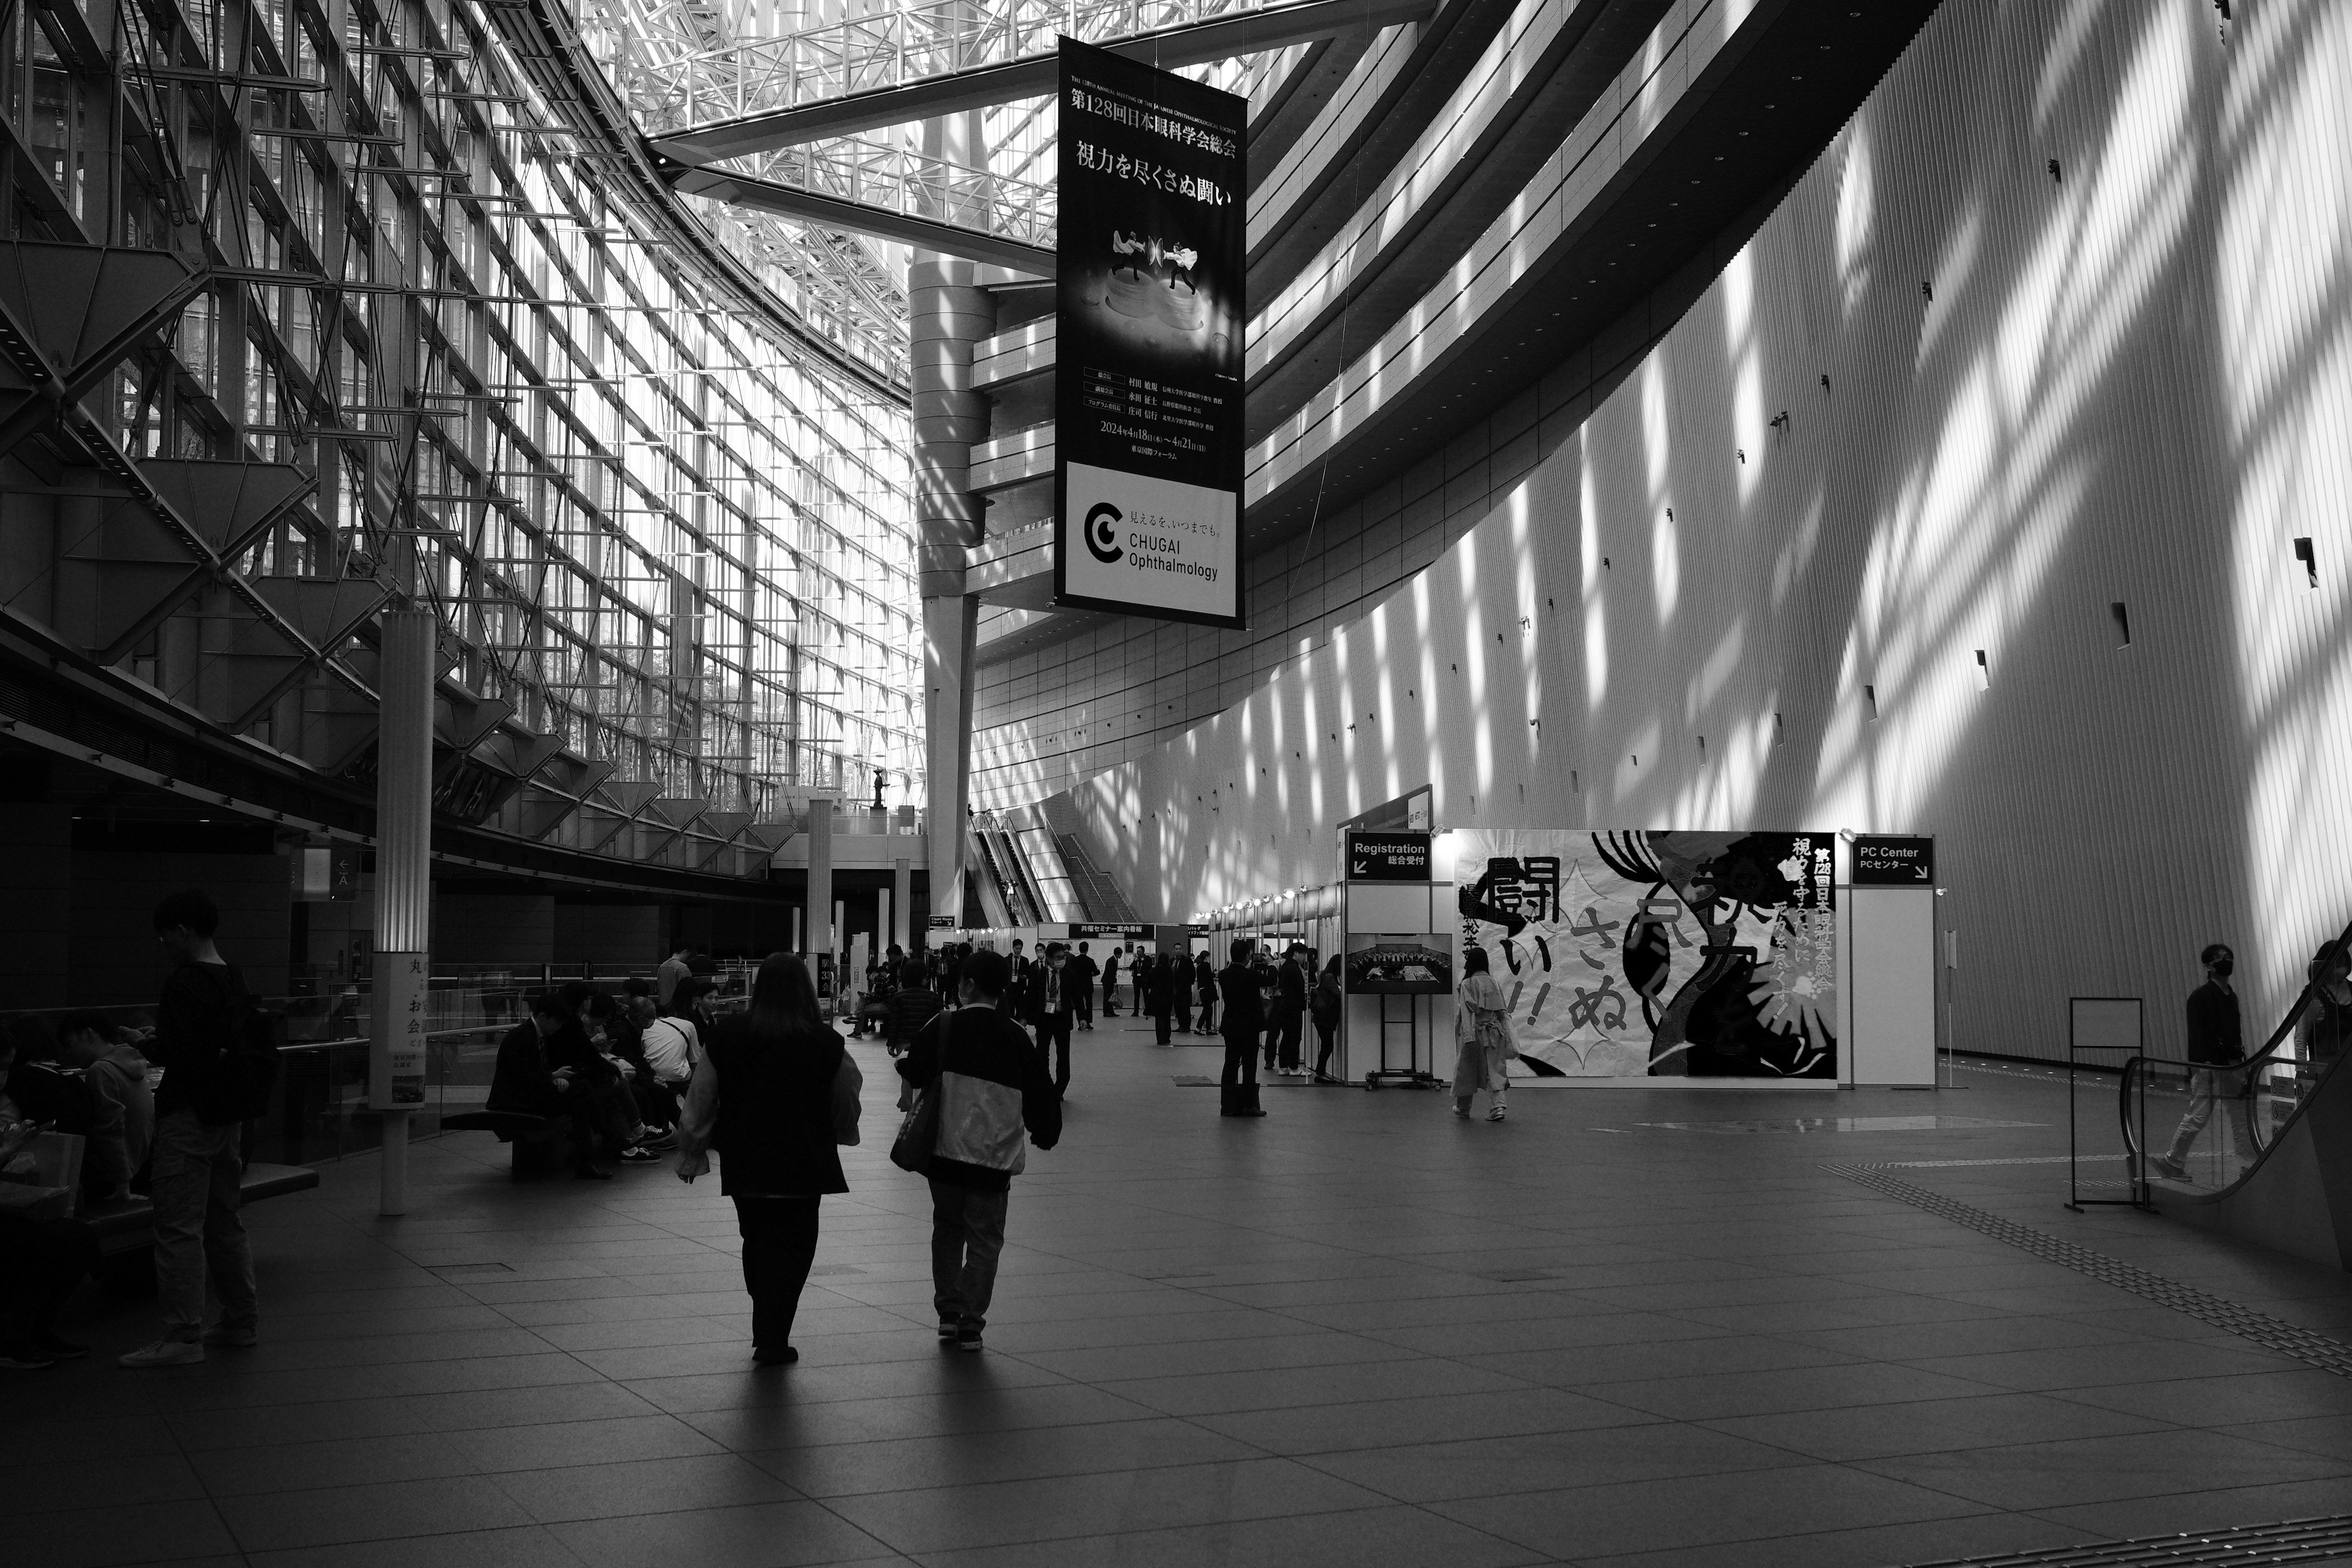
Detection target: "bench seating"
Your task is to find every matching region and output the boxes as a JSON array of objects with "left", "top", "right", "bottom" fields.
[
  {"left": 441, "top": 1109, "right": 576, "bottom": 1175},
  {"left": 82, "top": 1163, "right": 321, "bottom": 1257}
]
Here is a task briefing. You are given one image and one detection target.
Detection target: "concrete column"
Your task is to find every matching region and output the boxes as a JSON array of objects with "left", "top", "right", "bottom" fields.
[
  {"left": 913, "top": 106, "right": 995, "bottom": 937},
  {"left": 893, "top": 856, "right": 913, "bottom": 950},
  {"left": 370, "top": 607, "right": 436, "bottom": 1216},
  {"left": 877, "top": 889, "right": 892, "bottom": 956},
  {"left": 807, "top": 794, "right": 834, "bottom": 960}
]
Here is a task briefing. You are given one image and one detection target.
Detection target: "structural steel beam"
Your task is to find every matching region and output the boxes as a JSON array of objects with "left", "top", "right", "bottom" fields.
[
  {"left": 662, "top": 160, "right": 1057, "bottom": 275},
  {"left": 648, "top": 0, "right": 1431, "bottom": 159}
]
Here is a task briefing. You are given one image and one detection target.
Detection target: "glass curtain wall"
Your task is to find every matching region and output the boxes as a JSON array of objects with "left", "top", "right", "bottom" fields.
[{"left": 4, "top": 0, "right": 921, "bottom": 828}]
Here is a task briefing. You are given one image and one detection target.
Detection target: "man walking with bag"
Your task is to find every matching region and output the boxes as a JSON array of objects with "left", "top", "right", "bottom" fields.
[
  {"left": 894, "top": 949, "right": 1060, "bottom": 1351},
  {"left": 121, "top": 890, "right": 262, "bottom": 1367}
]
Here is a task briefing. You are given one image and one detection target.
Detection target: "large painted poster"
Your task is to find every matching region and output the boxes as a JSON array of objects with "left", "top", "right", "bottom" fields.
[
  {"left": 1453, "top": 831, "right": 1839, "bottom": 1079},
  {"left": 1054, "top": 37, "right": 1246, "bottom": 629}
]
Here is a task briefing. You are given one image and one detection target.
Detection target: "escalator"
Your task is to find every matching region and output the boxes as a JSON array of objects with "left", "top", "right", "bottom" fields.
[
  {"left": 963, "top": 828, "right": 1017, "bottom": 929},
  {"left": 2120, "top": 921, "right": 2352, "bottom": 1270}
]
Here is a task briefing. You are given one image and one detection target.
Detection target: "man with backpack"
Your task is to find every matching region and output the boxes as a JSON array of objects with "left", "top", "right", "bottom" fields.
[{"left": 121, "top": 889, "right": 264, "bottom": 1368}]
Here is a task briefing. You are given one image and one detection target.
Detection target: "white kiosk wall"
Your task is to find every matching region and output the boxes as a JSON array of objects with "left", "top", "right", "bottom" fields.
[{"left": 1844, "top": 835, "right": 1939, "bottom": 1088}]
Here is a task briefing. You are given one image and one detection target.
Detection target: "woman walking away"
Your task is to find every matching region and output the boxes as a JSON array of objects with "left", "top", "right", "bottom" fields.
[
  {"left": 1194, "top": 952, "right": 1218, "bottom": 1034},
  {"left": 1311, "top": 954, "right": 1343, "bottom": 1082},
  {"left": 1453, "top": 948, "right": 1517, "bottom": 1121},
  {"left": 677, "top": 954, "right": 862, "bottom": 1366}
]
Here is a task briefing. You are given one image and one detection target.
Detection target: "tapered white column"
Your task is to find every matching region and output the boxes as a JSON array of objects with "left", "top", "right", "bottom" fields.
[{"left": 370, "top": 606, "right": 436, "bottom": 1216}]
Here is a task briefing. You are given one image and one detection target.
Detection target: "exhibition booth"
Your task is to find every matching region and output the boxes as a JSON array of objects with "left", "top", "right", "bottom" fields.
[{"left": 1196, "top": 824, "right": 1943, "bottom": 1090}]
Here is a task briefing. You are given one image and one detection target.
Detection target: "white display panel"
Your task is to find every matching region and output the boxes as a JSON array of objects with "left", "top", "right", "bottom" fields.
[{"left": 1057, "top": 461, "right": 1240, "bottom": 624}]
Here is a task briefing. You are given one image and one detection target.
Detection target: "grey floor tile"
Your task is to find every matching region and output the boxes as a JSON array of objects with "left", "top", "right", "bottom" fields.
[
  {"left": 442, "top": 1412, "right": 728, "bottom": 1471},
  {"left": 190, "top": 1431, "right": 480, "bottom": 1496},
  {"left": 1586, "top": 1360, "right": 2006, "bottom": 1422},
  {"left": 1854, "top": 1426, "right": 2352, "bottom": 1509},
  {"left": 747, "top": 1415, "right": 1259, "bottom": 1496},
  {"left": 14, "top": 1500, "right": 243, "bottom": 1568},
  {"left": 1193, "top": 1387, "right": 1657, "bottom": 1455},
  {"left": 544, "top": 1499, "right": 899, "bottom": 1567},
  {"left": 1899, "top": 1337, "right": 2304, "bottom": 1393},
  {"left": 1572, "top": 1508, "right": 2105, "bottom": 1568},
  {"left": 1426, "top": 1460, "right": 1993, "bottom": 1558},
  {"left": 244, "top": 1524, "right": 592, "bottom": 1568},
  {"left": 820, "top": 1457, "right": 1392, "bottom": 1553},
  {"left": 2056, "top": 1367, "right": 2352, "bottom": 1426},
  {"left": 492, "top": 1452, "right": 803, "bottom": 1522},
  {"left": 1100, "top": 1354, "right": 1531, "bottom": 1416},
  {"left": 1298, "top": 1420, "right": 1807, "bottom": 1503},
  {"left": 910, "top": 1505, "right": 1545, "bottom": 1567},
  {"left": 1699, "top": 1391, "right": 2173, "bottom": 1461},
  {"left": 217, "top": 1474, "right": 537, "bottom": 1552},
  {"left": 0, "top": 1453, "right": 207, "bottom": 1515}
]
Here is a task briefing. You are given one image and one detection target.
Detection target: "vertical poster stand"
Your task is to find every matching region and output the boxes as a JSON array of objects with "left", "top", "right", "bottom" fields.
[{"left": 2067, "top": 996, "right": 2147, "bottom": 1212}]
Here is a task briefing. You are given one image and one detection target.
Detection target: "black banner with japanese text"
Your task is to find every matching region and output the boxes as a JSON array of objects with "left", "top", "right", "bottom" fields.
[{"left": 1054, "top": 37, "right": 1246, "bottom": 629}]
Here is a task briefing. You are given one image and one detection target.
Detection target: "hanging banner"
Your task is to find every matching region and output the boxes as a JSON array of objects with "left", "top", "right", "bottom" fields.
[
  {"left": 1055, "top": 37, "right": 1246, "bottom": 630},
  {"left": 1453, "top": 831, "right": 1839, "bottom": 1080},
  {"left": 1852, "top": 834, "right": 1935, "bottom": 886}
]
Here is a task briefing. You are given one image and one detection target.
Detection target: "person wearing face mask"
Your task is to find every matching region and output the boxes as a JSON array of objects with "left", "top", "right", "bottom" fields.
[{"left": 2150, "top": 943, "right": 2244, "bottom": 1181}]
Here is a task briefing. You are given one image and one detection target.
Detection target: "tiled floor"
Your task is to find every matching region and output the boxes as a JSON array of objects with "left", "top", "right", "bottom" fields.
[{"left": 12, "top": 1023, "right": 2352, "bottom": 1568}]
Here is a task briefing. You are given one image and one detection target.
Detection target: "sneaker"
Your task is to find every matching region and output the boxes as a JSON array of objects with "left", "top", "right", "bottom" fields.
[
  {"left": 617, "top": 1145, "right": 663, "bottom": 1164},
  {"left": 0, "top": 1345, "right": 56, "bottom": 1370},
  {"left": 1453, "top": 1105, "right": 1471, "bottom": 1119},
  {"left": 752, "top": 1345, "right": 799, "bottom": 1365},
  {"left": 956, "top": 1327, "right": 984, "bottom": 1352},
  {"left": 2149, "top": 1155, "right": 2187, "bottom": 1181},
  {"left": 938, "top": 1321, "right": 960, "bottom": 1342},
  {"left": 201, "top": 1325, "right": 257, "bottom": 1349},
  {"left": 1487, "top": 1104, "right": 1507, "bottom": 1122},
  {"left": 36, "top": 1334, "right": 90, "bottom": 1359},
  {"left": 641, "top": 1130, "right": 679, "bottom": 1151},
  {"left": 119, "top": 1339, "right": 205, "bottom": 1369}
]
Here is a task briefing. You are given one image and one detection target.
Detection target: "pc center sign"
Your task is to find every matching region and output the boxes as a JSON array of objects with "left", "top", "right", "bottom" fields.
[{"left": 1054, "top": 38, "right": 1246, "bottom": 630}]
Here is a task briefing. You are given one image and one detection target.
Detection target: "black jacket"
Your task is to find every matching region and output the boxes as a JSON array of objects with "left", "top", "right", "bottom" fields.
[
  {"left": 152, "top": 960, "right": 247, "bottom": 1119},
  {"left": 1276, "top": 960, "right": 1308, "bottom": 1017},
  {"left": 1219, "top": 963, "right": 1265, "bottom": 1038},
  {"left": 898, "top": 1005, "right": 1060, "bottom": 1190},
  {"left": 701, "top": 1016, "right": 854, "bottom": 1197},
  {"left": 2186, "top": 982, "right": 2244, "bottom": 1065},
  {"left": 488, "top": 1019, "right": 598, "bottom": 1114}
]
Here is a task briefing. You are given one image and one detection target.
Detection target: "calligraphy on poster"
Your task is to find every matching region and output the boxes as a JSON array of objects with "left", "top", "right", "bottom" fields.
[{"left": 1453, "top": 831, "right": 1838, "bottom": 1080}]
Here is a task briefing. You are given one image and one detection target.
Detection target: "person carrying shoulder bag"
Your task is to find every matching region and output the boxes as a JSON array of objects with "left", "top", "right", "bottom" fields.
[
  {"left": 892, "top": 949, "right": 1058, "bottom": 1352},
  {"left": 676, "top": 954, "right": 862, "bottom": 1366}
]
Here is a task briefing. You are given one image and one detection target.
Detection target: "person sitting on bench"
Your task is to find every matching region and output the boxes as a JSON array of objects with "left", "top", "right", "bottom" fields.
[{"left": 489, "top": 990, "right": 639, "bottom": 1180}]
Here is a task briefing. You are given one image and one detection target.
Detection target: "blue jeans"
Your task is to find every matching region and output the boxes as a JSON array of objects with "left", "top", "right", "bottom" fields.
[{"left": 150, "top": 1110, "right": 257, "bottom": 1341}]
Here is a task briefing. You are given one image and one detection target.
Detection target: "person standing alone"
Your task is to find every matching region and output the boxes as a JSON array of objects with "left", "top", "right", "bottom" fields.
[
  {"left": 1069, "top": 942, "right": 1098, "bottom": 1032},
  {"left": 897, "top": 949, "right": 1060, "bottom": 1351},
  {"left": 1102, "top": 945, "right": 1122, "bottom": 1017},
  {"left": 1218, "top": 940, "right": 1267, "bottom": 1117},
  {"left": 120, "top": 890, "right": 260, "bottom": 1368},
  {"left": 2151, "top": 942, "right": 2244, "bottom": 1180}
]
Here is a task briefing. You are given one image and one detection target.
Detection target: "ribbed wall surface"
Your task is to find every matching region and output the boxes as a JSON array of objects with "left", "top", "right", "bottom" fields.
[{"left": 1054, "top": 0, "right": 2352, "bottom": 1064}]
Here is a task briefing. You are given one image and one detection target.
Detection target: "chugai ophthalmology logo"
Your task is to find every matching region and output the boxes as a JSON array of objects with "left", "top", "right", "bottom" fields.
[{"left": 1085, "top": 501, "right": 1123, "bottom": 564}]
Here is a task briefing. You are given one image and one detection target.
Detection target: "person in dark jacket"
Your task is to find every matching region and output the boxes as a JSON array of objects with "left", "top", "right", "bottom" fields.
[
  {"left": 1310, "top": 954, "right": 1344, "bottom": 1081},
  {"left": 1102, "top": 946, "right": 1123, "bottom": 1016},
  {"left": 1173, "top": 951, "right": 1194, "bottom": 1034},
  {"left": 1218, "top": 940, "right": 1267, "bottom": 1116},
  {"left": 2152, "top": 942, "right": 2245, "bottom": 1180},
  {"left": 489, "top": 990, "right": 636, "bottom": 1180},
  {"left": 121, "top": 889, "right": 259, "bottom": 1369},
  {"left": 676, "top": 954, "right": 862, "bottom": 1366},
  {"left": 1194, "top": 952, "right": 1218, "bottom": 1034},
  {"left": 1069, "top": 943, "right": 1099, "bottom": 1031},
  {"left": 886, "top": 958, "right": 944, "bottom": 1057},
  {"left": 1029, "top": 942, "right": 1077, "bottom": 1095},
  {"left": 1145, "top": 952, "right": 1176, "bottom": 1044},
  {"left": 897, "top": 948, "right": 1060, "bottom": 1351},
  {"left": 1272, "top": 944, "right": 1310, "bottom": 1074}
]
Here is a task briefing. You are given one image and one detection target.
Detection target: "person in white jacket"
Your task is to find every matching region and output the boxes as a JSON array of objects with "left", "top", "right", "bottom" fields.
[{"left": 1453, "top": 948, "right": 1517, "bottom": 1122}]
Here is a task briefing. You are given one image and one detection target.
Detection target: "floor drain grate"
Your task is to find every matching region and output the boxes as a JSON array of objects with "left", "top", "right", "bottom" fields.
[
  {"left": 1825, "top": 1164, "right": 2352, "bottom": 1379},
  {"left": 1900, "top": 1512, "right": 2352, "bottom": 1566}
]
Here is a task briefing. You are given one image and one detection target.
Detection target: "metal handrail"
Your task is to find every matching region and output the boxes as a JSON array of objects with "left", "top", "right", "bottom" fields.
[{"left": 2119, "top": 911, "right": 2352, "bottom": 1189}]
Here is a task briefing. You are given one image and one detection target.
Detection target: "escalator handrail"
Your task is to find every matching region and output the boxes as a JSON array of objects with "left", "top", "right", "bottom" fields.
[{"left": 2120, "top": 911, "right": 2352, "bottom": 1170}]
